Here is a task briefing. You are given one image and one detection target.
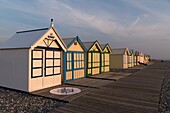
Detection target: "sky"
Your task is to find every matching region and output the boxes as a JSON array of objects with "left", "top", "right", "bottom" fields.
[{"left": 0, "top": 0, "right": 170, "bottom": 59}]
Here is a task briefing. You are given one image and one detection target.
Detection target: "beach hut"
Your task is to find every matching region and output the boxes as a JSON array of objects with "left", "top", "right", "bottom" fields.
[
  {"left": 134, "top": 51, "right": 138, "bottom": 65},
  {"left": 83, "top": 41, "right": 102, "bottom": 76},
  {"left": 129, "top": 49, "right": 135, "bottom": 67},
  {"left": 0, "top": 20, "right": 67, "bottom": 92},
  {"left": 63, "top": 36, "right": 87, "bottom": 82},
  {"left": 139, "top": 53, "right": 145, "bottom": 63},
  {"left": 110, "top": 48, "right": 130, "bottom": 69},
  {"left": 100, "top": 43, "right": 112, "bottom": 73},
  {"left": 144, "top": 54, "right": 149, "bottom": 63},
  {"left": 135, "top": 51, "right": 140, "bottom": 65}
]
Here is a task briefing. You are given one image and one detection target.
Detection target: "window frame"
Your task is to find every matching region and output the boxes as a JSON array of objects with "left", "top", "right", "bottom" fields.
[
  {"left": 31, "top": 49, "right": 43, "bottom": 78},
  {"left": 74, "top": 52, "right": 84, "bottom": 70},
  {"left": 45, "top": 50, "right": 61, "bottom": 76},
  {"left": 66, "top": 52, "right": 72, "bottom": 71}
]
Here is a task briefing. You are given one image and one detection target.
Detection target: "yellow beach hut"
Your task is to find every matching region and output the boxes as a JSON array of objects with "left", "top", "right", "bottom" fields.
[
  {"left": 100, "top": 43, "right": 112, "bottom": 73},
  {"left": 110, "top": 48, "right": 130, "bottom": 69},
  {"left": 0, "top": 20, "right": 67, "bottom": 92},
  {"left": 63, "top": 36, "right": 87, "bottom": 82},
  {"left": 83, "top": 41, "right": 102, "bottom": 76}
]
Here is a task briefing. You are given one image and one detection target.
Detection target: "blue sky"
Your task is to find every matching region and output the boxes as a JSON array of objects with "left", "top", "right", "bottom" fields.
[{"left": 0, "top": 0, "right": 170, "bottom": 59}]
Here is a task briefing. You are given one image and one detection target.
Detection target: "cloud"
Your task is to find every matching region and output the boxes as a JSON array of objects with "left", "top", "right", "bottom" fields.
[
  {"left": 131, "top": 17, "right": 140, "bottom": 26},
  {"left": 1, "top": 0, "right": 170, "bottom": 59}
]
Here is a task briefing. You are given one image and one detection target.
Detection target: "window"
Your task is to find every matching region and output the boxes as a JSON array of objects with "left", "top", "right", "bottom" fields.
[
  {"left": 45, "top": 50, "right": 61, "bottom": 76},
  {"left": 88, "top": 53, "right": 91, "bottom": 68},
  {"left": 66, "top": 53, "right": 72, "bottom": 71},
  {"left": 92, "top": 52, "right": 100, "bottom": 68},
  {"left": 102, "top": 53, "right": 104, "bottom": 67},
  {"left": 31, "top": 50, "right": 43, "bottom": 78},
  {"left": 104, "top": 53, "right": 109, "bottom": 66},
  {"left": 74, "top": 53, "right": 84, "bottom": 69}
]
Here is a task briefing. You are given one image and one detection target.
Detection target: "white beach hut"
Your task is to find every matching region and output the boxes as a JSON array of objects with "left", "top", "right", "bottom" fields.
[{"left": 0, "top": 20, "right": 67, "bottom": 92}]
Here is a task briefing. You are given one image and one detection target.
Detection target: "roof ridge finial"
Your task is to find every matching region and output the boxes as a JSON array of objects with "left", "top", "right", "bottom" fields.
[{"left": 50, "top": 19, "right": 54, "bottom": 27}]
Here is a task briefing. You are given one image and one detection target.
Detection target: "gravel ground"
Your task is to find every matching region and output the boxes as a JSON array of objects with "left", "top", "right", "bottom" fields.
[
  {"left": 0, "top": 87, "right": 66, "bottom": 113},
  {"left": 158, "top": 63, "right": 170, "bottom": 113}
]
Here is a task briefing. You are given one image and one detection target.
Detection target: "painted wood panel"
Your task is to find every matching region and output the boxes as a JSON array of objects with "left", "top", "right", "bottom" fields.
[
  {"left": 68, "top": 40, "right": 84, "bottom": 52},
  {"left": 0, "top": 49, "right": 29, "bottom": 92},
  {"left": 32, "top": 28, "right": 66, "bottom": 51},
  {"left": 87, "top": 52, "right": 100, "bottom": 76},
  {"left": 110, "top": 54, "right": 125, "bottom": 69},
  {"left": 65, "top": 52, "right": 85, "bottom": 81},
  {"left": 29, "top": 49, "right": 62, "bottom": 92}
]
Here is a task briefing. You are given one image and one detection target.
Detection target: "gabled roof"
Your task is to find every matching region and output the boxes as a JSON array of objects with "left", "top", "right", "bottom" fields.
[
  {"left": 82, "top": 40, "right": 102, "bottom": 52},
  {"left": 62, "top": 37, "right": 75, "bottom": 46},
  {"left": 135, "top": 51, "right": 140, "bottom": 55},
  {"left": 63, "top": 36, "right": 87, "bottom": 51},
  {"left": 111, "top": 48, "right": 130, "bottom": 55},
  {"left": 0, "top": 26, "right": 67, "bottom": 51},
  {"left": 0, "top": 28, "right": 48, "bottom": 49},
  {"left": 100, "top": 43, "right": 112, "bottom": 53},
  {"left": 129, "top": 49, "right": 135, "bottom": 55}
]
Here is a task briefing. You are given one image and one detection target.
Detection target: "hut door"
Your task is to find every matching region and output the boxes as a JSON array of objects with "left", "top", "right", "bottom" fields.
[
  {"left": 43, "top": 49, "right": 61, "bottom": 87},
  {"left": 45, "top": 50, "right": 61, "bottom": 76},
  {"left": 91, "top": 52, "right": 100, "bottom": 75}
]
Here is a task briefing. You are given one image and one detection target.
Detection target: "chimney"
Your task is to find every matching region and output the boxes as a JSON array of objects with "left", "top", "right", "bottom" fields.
[{"left": 50, "top": 19, "right": 54, "bottom": 27}]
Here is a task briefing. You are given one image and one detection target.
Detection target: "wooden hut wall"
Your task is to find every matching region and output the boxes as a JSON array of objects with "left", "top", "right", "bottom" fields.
[
  {"left": 87, "top": 44, "right": 101, "bottom": 76},
  {"left": 64, "top": 40, "right": 85, "bottom": 82}
]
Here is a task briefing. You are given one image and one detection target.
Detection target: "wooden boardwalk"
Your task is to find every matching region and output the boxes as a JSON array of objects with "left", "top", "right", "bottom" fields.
[{"left": 33, "top": 61, "right": 166, "bottom": 113}]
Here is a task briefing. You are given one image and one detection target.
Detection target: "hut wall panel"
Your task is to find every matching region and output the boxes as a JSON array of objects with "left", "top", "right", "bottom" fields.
[
  {"left": 110, "top": 54, "right": 123, "bottom": 69},
  {"left": 66, "top": 71, "right": 72, "bottom": 80},
  {"left": 68, "top": 41, "right": 84, "bottom": 52},
  {"left": 0, "top": 49, "right": 29, "bottom": 92},
  {"left": 74, "top": 69, "right": 84, "bottom": 79},
  {"left": 92, "top": 68, "right": 99, "bottom": 75},
  {"left": 29, "top": 77, "right": 43, "bottom": 91},
  {"left": 105, "top": 66, "right": 109, "bottom": 72},
  {"left": 33, "top": 29, "right": 67, "bottom": 50},
  {"left": 42, "top": 75, "right": 61, "bottom": 89},
  {"left": 128, "top": 56, "right": 132, "bottom": 67},
  {"left": 123, "top": 55, "right": 128, "bottom": 69}
]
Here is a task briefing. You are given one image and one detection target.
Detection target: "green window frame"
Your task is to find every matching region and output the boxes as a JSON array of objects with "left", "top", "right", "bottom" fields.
[{"left": 92, "top": 52, "right": 100, "bottom": 68}]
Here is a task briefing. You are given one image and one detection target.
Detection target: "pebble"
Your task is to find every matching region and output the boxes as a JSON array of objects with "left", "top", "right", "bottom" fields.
[
  {"left": 0, "top": 87, "right": 65, "bottom": 113},
  {"left": 159, "top": 66, "right": 170, "bottom": 112}
]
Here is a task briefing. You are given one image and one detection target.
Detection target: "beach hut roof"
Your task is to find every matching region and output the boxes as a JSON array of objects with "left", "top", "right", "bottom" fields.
[
  {"left": 100, "top": 43, "right": 112, "bottom": 53},
  {"left": 0, "top": 26, "right": 67, "bottom": 50},
  {"left": 63, "top": 36, "right": 87, "bottom": 51},
  {"left": 111, "top": 48, "right": 130, "bottom": 55},
  {"left": 83, "top": 40, "right": 102, "bottom": 52}
]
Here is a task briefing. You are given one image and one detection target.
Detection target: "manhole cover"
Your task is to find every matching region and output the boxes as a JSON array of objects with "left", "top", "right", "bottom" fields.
[{"left": 50, "top": 87, "right": 81, "bottom": 95}]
